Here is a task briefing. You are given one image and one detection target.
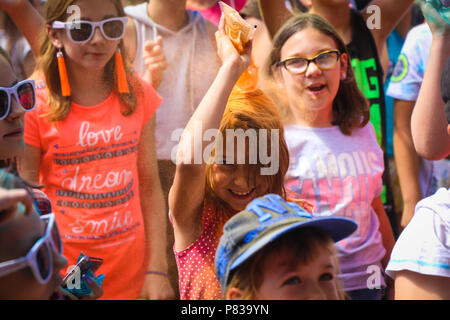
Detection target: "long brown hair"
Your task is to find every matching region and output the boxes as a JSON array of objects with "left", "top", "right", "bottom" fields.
[
  {"left": 37, "top": 0, "right": 141, "bottom": 121},
  {"left": 265, "top": 13, "right": 369, "bottom": 135}
]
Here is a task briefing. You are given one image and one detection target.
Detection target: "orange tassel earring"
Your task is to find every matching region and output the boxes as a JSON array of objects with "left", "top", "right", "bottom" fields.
[
  {"left": 115, "top": 48, "right": 130, "bottom": 94},
  {"left": 57, "top": 50, "right": 71, "bottom": 97}
]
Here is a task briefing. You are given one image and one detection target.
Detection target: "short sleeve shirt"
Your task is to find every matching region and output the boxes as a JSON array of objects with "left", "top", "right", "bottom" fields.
[
  {"left": 24, "top": 77, "right": 162, "bottom": 299},
  {"left": 387, "top": 23, "right": 450, "bottom": 197},
  {"left": 284, "top": 123, "right": 387, "bottom": 291},
  {"left": 387, "top": 23, "right": 431, "bottom": 101},
  {"left": 386, "top": 188, "right": 450, "bottom": 279}
]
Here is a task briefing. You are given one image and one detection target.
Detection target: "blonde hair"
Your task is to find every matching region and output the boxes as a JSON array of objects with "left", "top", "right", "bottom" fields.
[
  {"left": 225, "top": 227, "right": 347, "bottom": 300},
  {"left": 37, "top": 0, "right": 141, "bottom": 121},
  {"left": 204, "top": 88, "right": 290, "bottom": 234}
]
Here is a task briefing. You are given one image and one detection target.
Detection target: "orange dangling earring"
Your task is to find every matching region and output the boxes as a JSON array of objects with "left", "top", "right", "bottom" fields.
[
  {"left": 115, "top": 48, "right": 130, "bottom": 94},
  {"left": 57, "top": 49, "right": 71, "bottom": 97}
]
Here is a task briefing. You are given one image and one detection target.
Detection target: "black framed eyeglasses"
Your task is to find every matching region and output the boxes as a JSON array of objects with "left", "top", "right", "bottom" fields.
[{"left": 276, "top": 50, "right": 341, "bottom": 75}]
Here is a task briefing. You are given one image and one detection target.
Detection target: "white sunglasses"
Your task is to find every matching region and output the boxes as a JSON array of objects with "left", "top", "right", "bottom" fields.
[
  {"left": 0, "top": 214, "right": 63, "bottom": 284},
  {"left": 0, "top": 80, "right": 36, "bottom": 120},
  {"left": 51, "top": 17, "right": 128, "bottom": 43}
]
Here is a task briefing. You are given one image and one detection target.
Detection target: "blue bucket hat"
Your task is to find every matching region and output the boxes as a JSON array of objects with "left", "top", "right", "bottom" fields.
[{"left": 214, "top": 194, "right": 358, "bottom": 292}]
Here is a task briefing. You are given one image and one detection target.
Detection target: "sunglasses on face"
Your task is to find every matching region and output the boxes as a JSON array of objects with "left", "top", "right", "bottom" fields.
[
  {"left": 51, "top": 17, "right": 128, "bottom": 44},
  {"left": 276, "top": 50, "right": 341, "bottom": 75},
  {"left": 0, "top": 214, "right": 63, "bottom": 284},
  {"left": 0, "top": 80, "right": 36, "bottom": 120}
]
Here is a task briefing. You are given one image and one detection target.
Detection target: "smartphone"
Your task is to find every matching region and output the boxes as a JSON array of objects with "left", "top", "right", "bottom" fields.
[{"left": 62, "top": 254, "right": 103, "bottom": 287}]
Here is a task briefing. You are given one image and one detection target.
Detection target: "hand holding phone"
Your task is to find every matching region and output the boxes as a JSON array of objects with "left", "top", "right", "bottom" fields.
[{"left": 60, "top": 252, "right": 105, "bottom": 299}]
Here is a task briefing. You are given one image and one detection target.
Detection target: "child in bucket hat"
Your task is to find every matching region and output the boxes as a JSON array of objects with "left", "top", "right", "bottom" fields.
[{"left": 215, "top": 194, "right": 357, "bottom": 300}]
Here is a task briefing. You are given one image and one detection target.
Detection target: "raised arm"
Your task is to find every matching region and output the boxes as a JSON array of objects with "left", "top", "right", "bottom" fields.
[
  {"left": 411, "top": 23, "right": 450, "bottom": 160},
  {"left": 257, "top": 0, "right": 294, "bottom": 39},
  {"left": 0, "top": 0, "right": 44, "bottom": 57},
  {"left": 0, "top": 188, "right": 34, "bottom": 225},
  {"left": 169, "top": 19, "right": 252, "bottom": 251},
  {"left": 363, "top": 0, "right": 414, "bottom": 52}
]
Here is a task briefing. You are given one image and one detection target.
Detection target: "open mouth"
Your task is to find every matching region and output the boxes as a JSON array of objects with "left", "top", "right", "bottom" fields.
[
  {"left": 228, "top": 188, "right": 256, "bottom": 200},
  {"left": 307, "top": 84, "right": 326, "bottom": 92}
]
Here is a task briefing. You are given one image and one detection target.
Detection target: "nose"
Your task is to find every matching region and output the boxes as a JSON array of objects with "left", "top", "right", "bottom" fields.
[
  {"left": 233, "top": 165, "right": 250, "bottom": 189},
  {"left": 90, "top": 25, "right": 106, "bottom": 43},
  {"left": 304, "top": 281, "right": 327, "bottom": 300},
  {"left": 7, "top": 96, "right": 26, "bottom": 121},
  {"left": 304, "top": 60, "right": 322, "bottom": 78}
]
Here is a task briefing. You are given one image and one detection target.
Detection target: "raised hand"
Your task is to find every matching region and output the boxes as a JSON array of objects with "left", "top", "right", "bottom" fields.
[
  {"left": 143, "top": 35, "right": 168, "bottom": 89},
  {"left": 0, "top": 188, "right": 33, "bottom": 225},
  {"left": 418, "top": 0, "right": 450, "bottom": 35},
  {"left": 0, "top": 0, "right": 28, "bottom": 13},
  {"left": 215, "top": 14, "right": 253, "bottom": 78}
]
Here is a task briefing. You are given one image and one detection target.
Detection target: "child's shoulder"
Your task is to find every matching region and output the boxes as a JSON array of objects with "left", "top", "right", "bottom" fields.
[
  {"left": 130, "top": 73, "right": 162, "bottom": 105},
  {"left": 351, "top": 121, "right": 379, "bottom": 141},
  {"left": 406, "top": 23, "right": 431, "bottom": 40}
]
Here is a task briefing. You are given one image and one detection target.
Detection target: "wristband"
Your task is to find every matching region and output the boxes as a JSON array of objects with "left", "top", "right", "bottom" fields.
[{"left": 146, "top": 270, "right": 169, "bottom": 277}]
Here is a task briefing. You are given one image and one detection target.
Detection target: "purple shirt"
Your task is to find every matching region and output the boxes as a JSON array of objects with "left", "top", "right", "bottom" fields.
[{"left": 284, "top": 123, "right": 386, "bottom": 291}]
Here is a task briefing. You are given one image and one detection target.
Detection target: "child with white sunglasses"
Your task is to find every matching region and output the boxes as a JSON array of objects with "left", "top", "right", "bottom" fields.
[
  {"left": 0, "top": 168, "right": 105, "bottom": 299},
  {"left": 18, "top": 0, "right": 174, "bottom": 300},
  {"left": 0, "top": 47, "right": 51, "bottom": 218},
  {"left": 0, "top": 47, "right": 38, "bottom": 217},
  {"left": 0, "top": 49, "right": 102, "bottom": 299},
  {"left": 0, "top": 47, "right": 64, "bottom": 300},
  {"left": 0, "top": 168, "right": 68, "bottom": 300}
]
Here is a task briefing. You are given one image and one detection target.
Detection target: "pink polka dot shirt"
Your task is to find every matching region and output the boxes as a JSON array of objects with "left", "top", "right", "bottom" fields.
[{"left": 174, "top": 203, "right": 224, "bottom": 300}]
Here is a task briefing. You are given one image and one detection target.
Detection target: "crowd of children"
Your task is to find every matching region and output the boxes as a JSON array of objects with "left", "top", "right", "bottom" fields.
[{"left": 0, "top": 0, "right": 448, "bottom": 300}]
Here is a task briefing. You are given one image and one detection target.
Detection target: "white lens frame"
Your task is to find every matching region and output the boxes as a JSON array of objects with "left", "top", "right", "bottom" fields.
[{"left": 51, "top": 17, "right": 128, "bottom": 44}]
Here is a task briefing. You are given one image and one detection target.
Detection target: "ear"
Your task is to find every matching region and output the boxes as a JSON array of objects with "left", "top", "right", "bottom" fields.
[
  {"left": 46, "top": 24, "right": 64, "bottom": 50},
  {"left": 225, "top": 287, "right": 244, "bottom": 300},
  {"left": 271, "top": 65, "right": 285, "bottom": 88},
  {"left": 339, "top": 52, "right": 349, "bottom": 80}
]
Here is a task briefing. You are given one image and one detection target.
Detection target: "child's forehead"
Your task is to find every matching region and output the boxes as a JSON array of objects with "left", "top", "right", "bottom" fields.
[
  {"left": 281, "top": 28, "right": 338, "bottom": 58},
  {"left": 263, "top": 236, "right": 335, "bottom": 269}
]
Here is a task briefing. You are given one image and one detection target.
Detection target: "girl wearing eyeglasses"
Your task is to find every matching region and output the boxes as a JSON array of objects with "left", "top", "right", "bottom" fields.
[
  {"left": 266, "top": 14, "right": 395, "bottom": 300},
  {"left": 19, "top": 0, "right": 174, "bottom": 300}
]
